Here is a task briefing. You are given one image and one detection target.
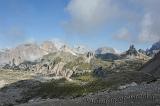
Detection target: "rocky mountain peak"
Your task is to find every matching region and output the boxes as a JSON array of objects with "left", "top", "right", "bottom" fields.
[{"left": 126, "top": 45, "right": 138, "bottom": 56}]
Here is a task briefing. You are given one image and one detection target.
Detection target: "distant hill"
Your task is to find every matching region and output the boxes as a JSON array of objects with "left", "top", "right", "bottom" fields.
[
  {"left": 96, "top": 53, "right": 120, "bottom": 61},
  {"left": 95, "top": 47, "right": 116, "bottom": 54}
]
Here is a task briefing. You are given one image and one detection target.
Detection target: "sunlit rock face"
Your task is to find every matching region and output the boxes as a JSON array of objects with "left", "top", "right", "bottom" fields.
[
  {"left": 0, "top": 41, "right": 59, "bottom": 66},
  {"left": 0, "top": 43, "right": 46, "bottom": 66}
]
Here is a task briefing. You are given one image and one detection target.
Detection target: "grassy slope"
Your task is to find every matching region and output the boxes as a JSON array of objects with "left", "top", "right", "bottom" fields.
[{"left": 27, "top": 71, "right": 155, "bottom": 99}]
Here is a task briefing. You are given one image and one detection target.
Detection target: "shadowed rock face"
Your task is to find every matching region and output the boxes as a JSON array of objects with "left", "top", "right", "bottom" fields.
[{"left": 140, "top": 51, "right": 160, "bottom": 78}]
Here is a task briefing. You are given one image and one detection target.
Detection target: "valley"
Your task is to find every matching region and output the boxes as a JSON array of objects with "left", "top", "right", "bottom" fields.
[{"left": 0, "top": 41, "right": 159, "bottom": 106}]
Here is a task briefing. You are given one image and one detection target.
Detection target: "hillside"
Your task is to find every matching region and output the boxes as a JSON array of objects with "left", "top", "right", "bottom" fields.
[{"left": 140, "top": 51, "right": 160, "bottom": 78}]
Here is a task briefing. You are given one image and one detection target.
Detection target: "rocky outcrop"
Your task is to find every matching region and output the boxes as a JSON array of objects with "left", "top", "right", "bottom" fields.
[
  {"left": 85, "top": 52, "right": 94, "bottom": 63},
  {"left": 49, "top": 62, "right": 73, "bottom": 80},
  {"left": 34, "top": 62, "right": 73, "bottom": 80}
]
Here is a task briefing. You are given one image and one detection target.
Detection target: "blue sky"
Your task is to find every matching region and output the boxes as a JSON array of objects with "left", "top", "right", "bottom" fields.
[{"left": 0, "top": 0, "right": 159, "bottom": 51}]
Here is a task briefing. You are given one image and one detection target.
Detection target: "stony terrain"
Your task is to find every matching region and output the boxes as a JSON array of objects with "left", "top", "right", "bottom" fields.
[
  {"left": 18, "top": 80, "right": 160, "bottom": 106},
  {"left": 0, "top": 70, "right": 156, "bottom": 106}
]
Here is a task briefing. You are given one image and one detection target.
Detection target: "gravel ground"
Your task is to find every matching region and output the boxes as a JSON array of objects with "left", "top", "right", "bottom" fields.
[{"left": 18, "top": 81, "right": 160, "bottom": 106}]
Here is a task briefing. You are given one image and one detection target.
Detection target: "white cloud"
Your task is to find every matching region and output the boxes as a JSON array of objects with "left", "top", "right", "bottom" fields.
[
  {"left": 133, "top": 0, "right": 160, "bottom": 43},
  {"left": 138, "top": 13, "right": 160, "bottom": 42},
  {"left": 64, "top": 0, "right": 160, "bottom": 43},
  {"left": 64, "top": 0, "right": 120, "bottom": 34},
  {"left": 114, "top": 28, "right": 131, "bottom": 41}
]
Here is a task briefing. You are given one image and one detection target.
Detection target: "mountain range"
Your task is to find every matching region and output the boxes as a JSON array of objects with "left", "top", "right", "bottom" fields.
[{"left": 1, "top": 40, "right": 160, "bottom": 66}]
